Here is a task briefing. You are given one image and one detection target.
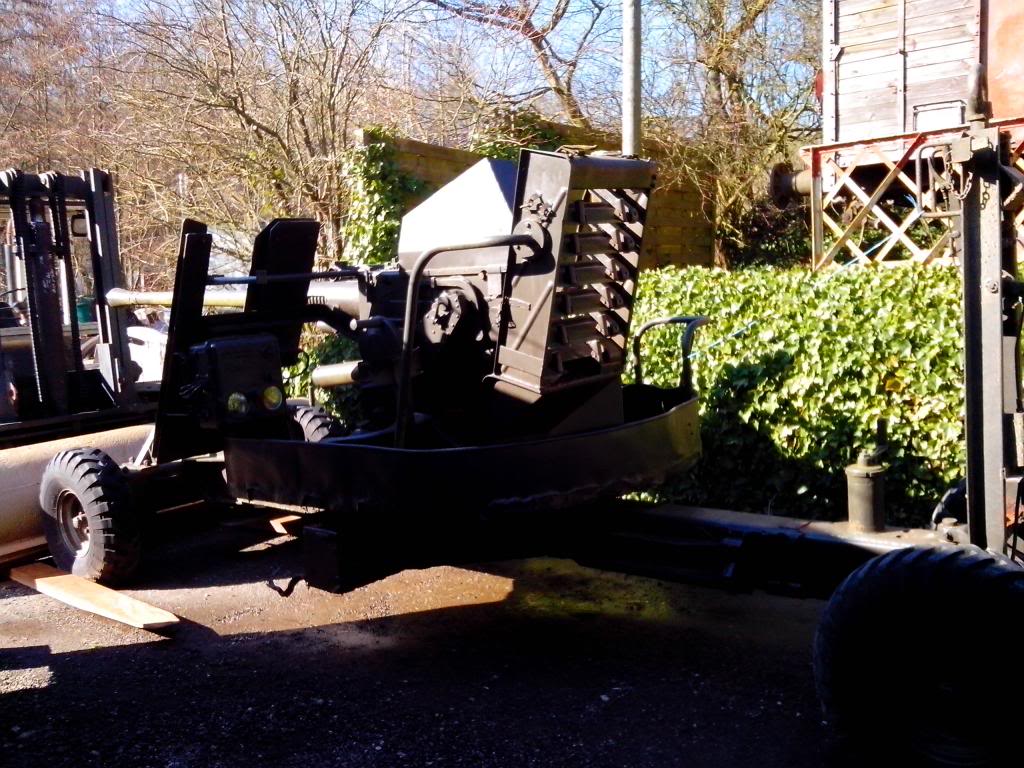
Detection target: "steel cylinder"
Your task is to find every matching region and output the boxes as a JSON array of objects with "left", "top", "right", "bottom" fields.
[
  {"left": 846, "top": 453, "right": 887, "bottom": 532},
  {"left": 311, "top": 360, "right": 361, "bottom": 388},
  {"left": 769, "top": 163, "right": 813, "bottom": 208}
]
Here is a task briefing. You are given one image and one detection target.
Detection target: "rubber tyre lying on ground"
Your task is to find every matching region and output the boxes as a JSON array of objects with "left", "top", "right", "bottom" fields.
[
  {"left": 814, "top": 546, "right": 1024, "bottom": 766},
  {"left": 38, "top": 448, "right": 140, "bottom": 584},
  {"left": 289, "top": 404, "right": 346, "bottom": 442}
]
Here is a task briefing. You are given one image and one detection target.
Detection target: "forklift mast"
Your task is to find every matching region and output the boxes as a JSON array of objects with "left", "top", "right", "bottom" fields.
[{"left": 0, "top": 170, "right": 146, "bottom": 449}]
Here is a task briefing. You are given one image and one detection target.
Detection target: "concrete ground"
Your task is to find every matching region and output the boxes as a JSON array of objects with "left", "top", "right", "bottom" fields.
[{"left": 0, "top": 509, "right": 842, "bottom": 767}]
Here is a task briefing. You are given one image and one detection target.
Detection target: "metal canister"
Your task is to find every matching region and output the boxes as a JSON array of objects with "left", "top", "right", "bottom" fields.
[{"left": 846, "top": 451, "right": 886, "bottom": 533}]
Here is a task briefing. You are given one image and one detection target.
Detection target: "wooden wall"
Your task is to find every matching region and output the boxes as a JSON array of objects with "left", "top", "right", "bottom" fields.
[
  {"left": 823, "top": 0, "right": 982, "bottom": 143},
  {"left": 358, "top": 129, "right": 714, "bottom": 268}
]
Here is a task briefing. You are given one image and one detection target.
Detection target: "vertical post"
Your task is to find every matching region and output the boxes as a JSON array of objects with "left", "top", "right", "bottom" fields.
[
  {"left": 960, "top": 128, "right": 1019, "bottom": 553},
  {"left": 622, "top": 0, "right": 641, "bottom": 156},
  {"left": 896, "top": 0, "right": 907, "bottom": 131},
  {"left": 84, "top": 169, "right": 136, "bottom": 404},
  {"left": 2, "top": 244, "right": 15, "bottom": 295},
  {"left": 810, "top": 151, "right": 825, "bottom": 269},
  {"left": 824, "top": 0, "right": 839, "bottom": 143}
]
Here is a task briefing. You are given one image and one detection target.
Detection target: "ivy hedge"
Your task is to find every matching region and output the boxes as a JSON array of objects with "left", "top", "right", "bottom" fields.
[
  {"left": 342, "top": 131, "right": 423, "bottom": 265},
  {"left": 632, "top": 264, "right": 964, "bottom": 526}
]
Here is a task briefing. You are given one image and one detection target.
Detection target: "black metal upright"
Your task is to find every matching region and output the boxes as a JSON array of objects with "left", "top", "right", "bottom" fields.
[
  {"left": 3, "top": 170, "right": 69, "bottom": 415},
  {"left": 84, "top": 168, "right": 136, "bottom": 404},
  {"left": 957, "top": 126, "right": 1023, "bottom": 554}
]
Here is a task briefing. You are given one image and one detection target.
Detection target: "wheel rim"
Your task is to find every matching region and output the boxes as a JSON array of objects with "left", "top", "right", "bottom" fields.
[{"left": 56, "top": 489, "right": 90, "bottom": 557}]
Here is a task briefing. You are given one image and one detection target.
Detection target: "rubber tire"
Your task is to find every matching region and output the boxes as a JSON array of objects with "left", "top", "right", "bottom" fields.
[
  {"left": 289, "top": 404, "right": 345, "bottom": 442},
  {"left": 38, "top": 448, "right": 141, "bottom": 584},
  {"left": 814, "top": 546, "right": 1024, "bottom": 766}
]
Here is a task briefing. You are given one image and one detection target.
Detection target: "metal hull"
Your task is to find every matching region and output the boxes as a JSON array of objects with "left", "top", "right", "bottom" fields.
[{"left": 224, "top": 394, "right": 700, "bottom": 515}]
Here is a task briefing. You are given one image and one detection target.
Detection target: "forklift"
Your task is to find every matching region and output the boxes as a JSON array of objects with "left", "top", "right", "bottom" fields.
[{"left": 0, "top": 170, "right": 155, "bottom": 563}]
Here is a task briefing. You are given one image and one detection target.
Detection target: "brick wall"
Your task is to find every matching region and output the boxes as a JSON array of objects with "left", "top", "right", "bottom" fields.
[{"left": 357, "top": 129, "right": 714, "bottom": 268}]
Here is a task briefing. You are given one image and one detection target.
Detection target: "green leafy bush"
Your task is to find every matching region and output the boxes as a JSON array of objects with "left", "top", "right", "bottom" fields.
[
  {"left": 719, "top": 200, "right": 811, "bottom": 268},
  {"left": 469, "top": 109, "right": 565, "bottom": 161},
  {"left": 632, "top": 264, "right": 964, "bottom": 526},
  {"left": 283, "top": 330, "right": 363, "bottom": 425},
  {"left": 343, "top": 131, "right": 423, "bottom": 265}
]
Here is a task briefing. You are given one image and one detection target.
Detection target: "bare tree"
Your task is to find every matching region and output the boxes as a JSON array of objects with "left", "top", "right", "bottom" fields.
[
  {"left": 417, "top": 0, "right": 609, "bottom": 128},
  {"left": 649, "top": 0, "right": 819, "bottom": 264},
  {"left": 0, "top": 0, "right": 113, "bottom": 168},
  {"left": 102, "top": 0, "right": 411, "bottom": 267}
]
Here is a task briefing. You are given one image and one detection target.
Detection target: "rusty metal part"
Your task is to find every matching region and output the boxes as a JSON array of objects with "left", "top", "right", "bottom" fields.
[{"left": 769, "top": 163, "right": 813, "bottom": 207}]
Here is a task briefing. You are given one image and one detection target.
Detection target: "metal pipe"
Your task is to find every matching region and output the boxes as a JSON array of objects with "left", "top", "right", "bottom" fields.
[
  {"left": 621, "top": 0, "right": 642, "bottom": 156},
  {"left": 2, "top": 245, "right": 14, "bottom": 295},
  {"left": 9, "top": 244, "right": 25, "bottom": 297},
  {"left": 207, "top": 268, "right": 358, "bottom": 286},
  {"left": 106, "top": 278, "right": 363, "bottom": 317},
  {"left": 311, "top": 361, "right": 361, "bottom": 388},
  {"left": 106, "top": 287, "right": 246, "bottom": 309},
  {"left": 394, "top": 234, "right": 541, "bottom": 447},
  {"left": 768, "top": 164, "right": 813, "bottom": 207}
]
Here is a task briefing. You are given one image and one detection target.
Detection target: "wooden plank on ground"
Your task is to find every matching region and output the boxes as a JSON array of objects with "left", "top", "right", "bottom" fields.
[
  {"left": 10, "top": 563, "right": 179, "bottom": 631},
  {"left": 222, "top": 510, "right": 305, "bottom": 536},
  {"left": 269, "top": 514, "right": 303, "bottom": 535}
]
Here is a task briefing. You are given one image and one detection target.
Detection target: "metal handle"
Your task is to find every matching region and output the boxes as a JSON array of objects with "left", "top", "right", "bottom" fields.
[
  {"left": 394, "top": 233, "right": 543, "bottom": 447},
  {"left": 632, "top": 315, "right": 709, "bottom": 393}
]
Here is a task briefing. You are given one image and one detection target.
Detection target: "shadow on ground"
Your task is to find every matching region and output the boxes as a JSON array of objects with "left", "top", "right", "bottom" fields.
[{"left": 1, "top": 512, "right": 852, "bottom": 768}]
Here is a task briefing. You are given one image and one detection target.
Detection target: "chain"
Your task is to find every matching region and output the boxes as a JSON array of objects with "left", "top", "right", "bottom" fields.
[{"left": 955, "top": 168, "right": 974, "bottom": 201}]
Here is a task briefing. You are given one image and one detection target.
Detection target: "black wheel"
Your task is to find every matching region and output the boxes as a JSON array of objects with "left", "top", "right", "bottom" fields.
[
  {"left": 38, "top": 448, "right": 140, "bottom": 584},
  {"left": 289, "top": 404, "right": 345, "bottom": 442},
  {"left": 814, "top": 546, "right": 1024, "bottom": 766}
]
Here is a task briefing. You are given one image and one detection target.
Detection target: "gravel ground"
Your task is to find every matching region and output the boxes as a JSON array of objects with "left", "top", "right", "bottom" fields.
[{"left": 0, "top": 510, "right": 844, "bottom": 767}]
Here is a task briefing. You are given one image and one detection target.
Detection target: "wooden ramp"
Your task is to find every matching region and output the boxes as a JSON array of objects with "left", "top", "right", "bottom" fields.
[{"left": 10, "top": 563, "right": 179, "bottom": 631}]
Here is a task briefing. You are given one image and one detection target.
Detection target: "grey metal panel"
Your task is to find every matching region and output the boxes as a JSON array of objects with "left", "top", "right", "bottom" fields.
[{"left": 397, "top": 158, "right": 517, "bottom": 271}]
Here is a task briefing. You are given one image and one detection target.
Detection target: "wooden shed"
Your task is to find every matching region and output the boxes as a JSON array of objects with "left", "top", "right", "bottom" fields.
[
  {"left": 799, "top": 0, "right": 1024, "bottom": 268},
  {"left": 823, "top": 0, "right": 1024, "bottom": 143}
]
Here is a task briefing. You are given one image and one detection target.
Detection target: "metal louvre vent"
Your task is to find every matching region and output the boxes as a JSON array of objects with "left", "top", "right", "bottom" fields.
[{"left": 492, "top": 151, "right": 654, "bottom": 397}]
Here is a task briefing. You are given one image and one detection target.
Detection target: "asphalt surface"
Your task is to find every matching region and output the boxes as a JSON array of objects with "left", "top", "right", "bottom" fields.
[{"left": 1, "top": 509, "right": 842, "bottom": 767}]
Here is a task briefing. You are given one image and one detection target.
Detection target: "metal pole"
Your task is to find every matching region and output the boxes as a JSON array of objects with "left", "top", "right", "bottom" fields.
[
  {"left": 958, "top": 128, "right": 1018, "bottom": 554},
  {"left": 622, "top": 0, "right": 641, "bottom": 156},
  {"left": 2, "top": 245, "right": 15, "bottom": 294}
]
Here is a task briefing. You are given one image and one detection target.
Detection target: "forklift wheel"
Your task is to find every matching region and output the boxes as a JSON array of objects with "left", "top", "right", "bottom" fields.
[
  {"left": 814, "top": 546, "right": 1024, "bottom": 766},
  {"left": 289, "top": 404, "right": 345, "bottom": 442},
  {"left": 38, "top": 448, "right": 141, "bottom": 584}
]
